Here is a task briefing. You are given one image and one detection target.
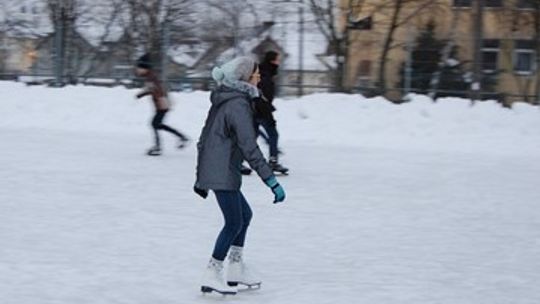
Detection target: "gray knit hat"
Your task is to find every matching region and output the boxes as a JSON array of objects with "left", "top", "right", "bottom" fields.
[
  {"left": 212, "top": 56, "right": 257, "bottom": 83},
  {"left": 212, "top": 56, "right": 259, "bottom": 97}
]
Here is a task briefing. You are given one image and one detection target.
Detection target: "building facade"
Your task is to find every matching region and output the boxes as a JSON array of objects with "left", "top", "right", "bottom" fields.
[{"left": 343, "top": 0, "right": 539, "bottom": 104}]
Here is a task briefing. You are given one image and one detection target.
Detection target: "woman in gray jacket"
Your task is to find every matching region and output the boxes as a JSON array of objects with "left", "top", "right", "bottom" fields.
[{"left": 194, "top": 56, "right": 286, "bottom": 295}]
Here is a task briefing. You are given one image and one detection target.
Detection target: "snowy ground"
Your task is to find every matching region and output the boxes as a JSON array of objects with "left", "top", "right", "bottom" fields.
[{"left": 1, "top": 82, "right": 540, "bottom": 304}]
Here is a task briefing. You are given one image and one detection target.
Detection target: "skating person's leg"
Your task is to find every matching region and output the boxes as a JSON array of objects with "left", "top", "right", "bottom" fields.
[
  {"left": 151, "top": 111, "right": 166, "bottom": 147},
  {"left": 212, "top": 190, "right": 244, "bottom": 261},
  {"left": 227, "top": 191, "right": 260, "bottom": 288},
  {"left": 260, "top": 119, "right": 288, "bottom": 173},
  {"left": 256, "top": 120, "right": 270, "bottom": 145},
  {"left": 231, "top": 191, "right": 253, "bottom": 247},
  {"left": 154, "top": 110, "right": 189, "bottom": 142},
  {"left": 260, "top": 119, "right": 279, "bottom": 159},
  {"left": 147, "top": 112, "right": 164, "bottom": 155},
  {"left": 201, "top": 190, "right": 244, "bottom": 294}
]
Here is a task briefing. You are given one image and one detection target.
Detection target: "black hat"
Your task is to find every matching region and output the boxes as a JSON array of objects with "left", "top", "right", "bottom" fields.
[
  {"left": 264, "top": 51, "right": 279, "bottom": 63},
  {"left": 136, "top": 53, "right": 153, "bottom": 69}
]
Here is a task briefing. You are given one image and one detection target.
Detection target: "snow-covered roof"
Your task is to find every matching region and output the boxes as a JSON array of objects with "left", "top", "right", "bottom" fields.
[
  {"left": 260, "top": 3, "right": 330, "bottom": 71},
  {"left": 215, "top": 23, "right": 330, "bottom": 71},
  {"left": 216, "top": 30, "right": 275, "bottom": 64},
  {"left": 168, "top": 42, "right": 212, "bottom": 68},
  {"left": 2, "top": 0, "right": 331, "bottom": 72}
]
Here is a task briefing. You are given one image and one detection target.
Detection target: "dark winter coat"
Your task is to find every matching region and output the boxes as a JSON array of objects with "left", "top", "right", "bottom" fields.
[
  {"left": 194, "top": 86, "right": 274, "bottom": 191},
  {"left": 258, "top": 61, "right": 278, "bottom": 102},
  {"left": 256, "top": 62, "right": 279, "bottom": 122}
]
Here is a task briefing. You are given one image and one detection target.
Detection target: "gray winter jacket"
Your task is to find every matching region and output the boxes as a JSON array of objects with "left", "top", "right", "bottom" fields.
[{"left": 195, "top": 86, "right": 274, "bottom": 191}]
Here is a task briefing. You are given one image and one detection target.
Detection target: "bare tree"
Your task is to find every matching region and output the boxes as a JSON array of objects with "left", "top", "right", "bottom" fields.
[
  {"left": 123, "top": 0, "right": 195, "bottom": 52},
  {"left": 309, "top": 0, "right": 368, "bottom": 92},
  {"left": 198, "top": 0, "right": 260, "bottom": 57}
]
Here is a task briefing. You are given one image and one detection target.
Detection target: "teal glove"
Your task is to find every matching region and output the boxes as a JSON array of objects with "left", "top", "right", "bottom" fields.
[{"left": 265, "top": 176, "right": 286, "bottom": 203}]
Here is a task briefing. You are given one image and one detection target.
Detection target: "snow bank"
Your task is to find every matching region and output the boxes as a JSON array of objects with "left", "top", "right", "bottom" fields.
[{"left": 1, "top": 81, "right": 539, "bottom": 156}]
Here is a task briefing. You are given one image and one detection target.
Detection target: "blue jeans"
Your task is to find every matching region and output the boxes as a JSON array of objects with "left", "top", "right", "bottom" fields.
[
  {"left": 257, "top": 119, "right": 279, "bottom": 158},
  {"left": 212, "top": 190, "right": 253, "bottom": 261}
]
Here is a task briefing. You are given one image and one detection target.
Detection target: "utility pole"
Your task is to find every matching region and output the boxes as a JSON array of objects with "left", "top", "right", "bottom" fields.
[
  {"left": 53, "top": 1, "right": 65, "bottom": 87},
  {"left": 534, "top": 2, "right": 540, "bottom": 105},
  {"left": 404, "top": 24, "right": 414, "bottom": 101},
  {"left": 271, "top": 0, "right": 304, "bottom": 96},
  {"left": 0, "top": 0, "right": 7, "bottom": 75},
  {"left": 471, "top": 0, "right": 484, "bottom": 104},
  {"left": 298, "top": 1, "right": 304, "bottom": 97},
  {"left": 161, "top": 18, "right": 170, "bottom": 86}
]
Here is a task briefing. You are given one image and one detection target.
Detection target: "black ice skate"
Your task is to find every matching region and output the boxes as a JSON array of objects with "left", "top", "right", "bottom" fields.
[
  {"left": 146, "top": 146, "right": 162, "bottom": 156},
  {"left": 240, "top": 164, "right": 252, "bottom": 175},
  {"left": 269, "top": 157, "right": 289, "bottom": 175}
]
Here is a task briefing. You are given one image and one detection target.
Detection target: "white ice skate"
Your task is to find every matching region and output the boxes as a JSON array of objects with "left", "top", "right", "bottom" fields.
[
  {"left": 201, "top": 258, "right": 237, "bottom": 295},
  {"left": 227, "top": 246, "right": 262, "bottom": 290}
]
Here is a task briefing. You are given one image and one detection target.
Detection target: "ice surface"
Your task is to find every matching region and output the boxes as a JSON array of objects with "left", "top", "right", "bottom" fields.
[{"left": 1, "top": 82, "right": 539, "bottom": 304}]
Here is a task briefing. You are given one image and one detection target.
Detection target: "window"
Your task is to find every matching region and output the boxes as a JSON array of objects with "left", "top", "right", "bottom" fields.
[
  {"left": 453, "top": 0, "right": 472, "bottom": 7},
  {"left": 485, "top": 0, "right": 503, "bottom": 7},
  {"left": 482, "top": 40, "right": 499, "bottom": 73},
  {"left": 349, "top": 16, "right": 373, "bottom": 30},
  {"left": 514, "top": 40, "right": 535, "bottom": 74},
  {"left": 454, "top": 0, "right": 503, "bottom": 8},
  {"left": 357, "top": 60, "right": 371, "bottom": 77},
  {"left": 517, "top": 0, "right": 536, "bottom": 9}
]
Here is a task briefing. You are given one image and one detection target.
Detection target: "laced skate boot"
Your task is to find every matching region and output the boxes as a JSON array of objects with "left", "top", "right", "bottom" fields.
[
  {"left": 201, "top": 258, "right": 237, "bottom": 295},
  {"left": 227, "top": 246, "right": 262, "bottom": 289},
  {"left": 146, "top": 146, "right": 162, "bottom": 156},
  {"left": 269, "top": 157, "right": 289, "bottom": 175}
]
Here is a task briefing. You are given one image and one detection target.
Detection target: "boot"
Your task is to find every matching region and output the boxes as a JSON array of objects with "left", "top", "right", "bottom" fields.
[
  {"left": 227, "top": 246, "right": 261, "bottom": 288},
  {"left": 201, "top": 258, "right": 237, "bottom": 295},
  {"left": 240, "top": 164, "right": 252, "bottom": 175},
  {"left": 269, "top": 157, "right": 288, "bottom": 174},
  {"left": 178, "top": 137, "right": 190, "bottom": 149},
  {"left": 146, "top": 146, "right": 161, "bottom": 156}
]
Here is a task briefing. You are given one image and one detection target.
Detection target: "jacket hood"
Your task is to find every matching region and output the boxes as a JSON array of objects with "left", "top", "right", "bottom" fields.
[{"left": 210, "top": 86, "right": 251, "bottom": 107}]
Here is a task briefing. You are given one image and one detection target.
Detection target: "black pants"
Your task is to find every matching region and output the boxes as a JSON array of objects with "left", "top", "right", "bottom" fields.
[
  {"left": 151, "top": 110, "right": 187, "bottom": 147},
  {"left": 257, "top": 118, "right": 279, "bottom": 158}
]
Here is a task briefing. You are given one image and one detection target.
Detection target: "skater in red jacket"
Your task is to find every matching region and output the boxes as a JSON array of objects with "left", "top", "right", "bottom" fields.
[{"left": 135, "top": 53, "right": 189, "bottom": 156}]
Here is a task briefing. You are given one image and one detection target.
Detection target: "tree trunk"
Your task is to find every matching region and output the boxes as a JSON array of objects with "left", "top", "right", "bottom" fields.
[
  {"left": 377, "top": 0, "right": 403, "bottom": 93},
  {"left": 334, "top": 40, "right": 345, "bottom": 92}
]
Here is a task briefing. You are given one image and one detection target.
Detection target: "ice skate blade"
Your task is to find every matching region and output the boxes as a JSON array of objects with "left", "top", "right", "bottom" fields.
[
  {"left": 201, "top": 286, "right": 237, "bottom": 295},
  {"left": 146, "top": 150, "right": 162, "bottom": 156},
  {"left": 228, "top": 282, "right": 262, "bottom": 291}
]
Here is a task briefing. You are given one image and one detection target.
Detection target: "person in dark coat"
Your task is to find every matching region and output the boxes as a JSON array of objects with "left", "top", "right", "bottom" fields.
[
  {"left": 135, "top": 53, "right": 189, "bottom": 156},
  {"left": 256, "top": 51, "right": 288, "bottom": 173},
  {"left": 194, "top": 56, "right": 286, "bottom": 295}
]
